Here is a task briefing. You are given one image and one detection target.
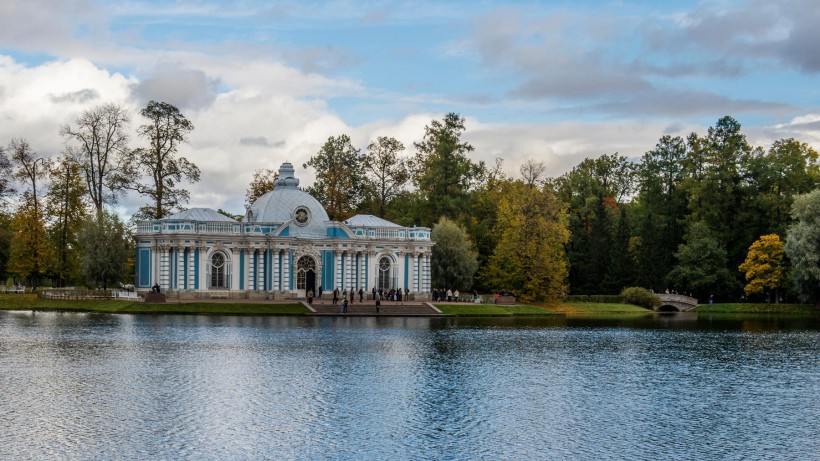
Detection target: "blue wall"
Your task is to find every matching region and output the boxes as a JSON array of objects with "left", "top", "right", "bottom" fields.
[{"left": 137, "top": 248, "right": 151, "bottom": 287}]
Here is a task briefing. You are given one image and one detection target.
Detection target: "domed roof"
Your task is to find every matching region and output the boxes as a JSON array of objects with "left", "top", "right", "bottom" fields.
[{"left": 246, "top": 162, "right": 330, "bottom": 237}]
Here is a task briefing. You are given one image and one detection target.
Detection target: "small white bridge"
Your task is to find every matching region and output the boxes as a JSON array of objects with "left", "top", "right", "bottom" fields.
[{"left": 657, "top": 294, "right": 698, "bottom": 312}]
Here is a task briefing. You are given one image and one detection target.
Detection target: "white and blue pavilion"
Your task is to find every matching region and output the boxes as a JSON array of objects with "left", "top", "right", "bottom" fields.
[{"left": 133, "top": 163, "right": 433, "bottom": 299}]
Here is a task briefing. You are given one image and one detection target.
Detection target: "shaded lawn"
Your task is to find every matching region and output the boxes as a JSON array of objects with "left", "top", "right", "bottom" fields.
[
  {"left": 435, "top": 303, "right": 559, "bottom": 316},
  {"left": 695, "top": 303, "right": 819, "bottom": 315},
  {"left": 0, "top": 295, "right": 310, "bottom": 315},
  {"left": 543, "top": 302, "right": 653, "bottom": 315}
]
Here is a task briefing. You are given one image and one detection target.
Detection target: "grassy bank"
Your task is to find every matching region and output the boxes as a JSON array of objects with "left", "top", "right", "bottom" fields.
[
  {"left": 545, "top": 302, "right": 653, "bottom": 315},
  {"left": 435, "top": 303, "right": 559, "bottom": 316},
  {"left": 0, "top": 295, "right": 310, "bottom": 315},
  {"left": 695, "top": 303, "right": 819, "bottom": 314}
]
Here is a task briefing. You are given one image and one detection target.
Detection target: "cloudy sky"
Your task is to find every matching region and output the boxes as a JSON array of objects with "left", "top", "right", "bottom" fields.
[{"left": 2, "top": 0, "right": 819, "bottom": 216}]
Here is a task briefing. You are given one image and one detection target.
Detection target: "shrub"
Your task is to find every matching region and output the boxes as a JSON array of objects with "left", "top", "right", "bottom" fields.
[
  {"left": 619, "top": 287, "right": 660, "bottom": 309},
  {"left": 566, "top": 295, "right": 590, "bottom": 303}
]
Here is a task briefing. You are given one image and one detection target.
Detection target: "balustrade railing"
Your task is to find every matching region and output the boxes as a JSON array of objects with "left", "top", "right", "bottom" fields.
[{"left": 136, "top": 220, "right": 431, "bottom": 240}]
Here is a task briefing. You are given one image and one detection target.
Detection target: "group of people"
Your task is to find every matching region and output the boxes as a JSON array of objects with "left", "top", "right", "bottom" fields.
[
  {"left": 329, "top": 287, "right": 366, "bottom": 304},
  {"left": 318, "top": 286, "right": 412, "bottom": 306},
  {"left": 432, "top": 288, "right": 475, "bottom": 302}
]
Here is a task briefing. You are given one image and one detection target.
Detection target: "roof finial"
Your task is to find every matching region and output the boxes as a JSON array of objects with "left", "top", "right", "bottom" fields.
[{"left": 273, "top": 162, "right": 299, "bottom": 188}]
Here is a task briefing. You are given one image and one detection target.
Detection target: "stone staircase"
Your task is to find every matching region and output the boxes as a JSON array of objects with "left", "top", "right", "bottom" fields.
[{"left": 309, "top": 299, "right": 442, "bottom": 316}]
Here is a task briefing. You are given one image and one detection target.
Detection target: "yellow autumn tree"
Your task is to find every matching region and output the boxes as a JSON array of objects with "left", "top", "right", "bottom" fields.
[
  {"left": 738, "top": 234, "right": 786, "bottom": 302},
  {"left": 8, "top": 194, "right": 52, "bottom": 288},
  {"left": 483, "top": 178, "right": 569, "bottom": 303}
]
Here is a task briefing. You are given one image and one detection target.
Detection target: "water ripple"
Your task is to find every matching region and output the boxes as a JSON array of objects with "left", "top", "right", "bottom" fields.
[{"left": 0, "top": 312, "right": 818, "bottom": 460}]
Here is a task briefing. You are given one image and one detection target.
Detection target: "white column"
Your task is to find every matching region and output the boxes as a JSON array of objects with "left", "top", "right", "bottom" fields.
[
  {"left": 424, "top": 254, "right": 431, "bottom": 293},
  {"left": 151, "top": 242, "right": 159, "bottom": 287},
  {"left": 230, "top": 248, "right": 239, "bottom": 291},
  {"left": 258, "top": 249, "right": 264, "bottom": 291},
  {"left": 199, "top": 246, "right": 208, "bottom": 291},
  {"left": 159, "top": 246, "right": 170, "bottom": 289},
  {"left": 177, "top": 247, "right": 185, "bottom": 289},
  {"left": 334, "top": 251, "right": 342, "bottom": 289},
  {"left": 409, "top": 253, "right": 417, "bottom": 294},
  {"left": 270, "top": 249, "right": 277, "bottom": 291},
  {"left": 281, "top": 250, "right": 290, "bottom": 291},
  {"left": 396, "top": 252, "right": 405, "bottom": 291},
  {"left": 359, "top": 252, "right": 366, "bottom": 289},
  {"left": 370, "top": 252, "right": 379, "bottom": 290}
]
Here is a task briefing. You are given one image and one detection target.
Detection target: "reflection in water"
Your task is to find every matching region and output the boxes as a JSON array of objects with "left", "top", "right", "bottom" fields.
[{"left": 0, "top": 311, "right": 818, "bottom": 460}]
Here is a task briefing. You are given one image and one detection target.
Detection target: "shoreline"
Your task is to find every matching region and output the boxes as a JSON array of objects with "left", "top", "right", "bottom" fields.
[{"left": 1, "top": 294, "right": 817, "bottom": 317}]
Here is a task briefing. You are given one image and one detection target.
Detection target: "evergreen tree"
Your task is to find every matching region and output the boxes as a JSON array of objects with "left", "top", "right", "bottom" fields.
[
  {"left": 632, "top": 135, "right": 688, "bottom": 290},
  {"left": 666, "top": 221, "right": 738, "bottom": 301},
  {"left": 603, "top": 204, "right": 635, "bottom": 293},
  {"left": 413, "top": 113, "right": 484, "bottom": 226}
]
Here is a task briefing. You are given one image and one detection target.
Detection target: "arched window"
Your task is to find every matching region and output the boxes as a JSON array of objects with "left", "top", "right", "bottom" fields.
[
  {"left": 210, "top": 252, "right": 226, "bottom": 288},
  {"left": 296, "top": 255, "right": 316, "bottom": 290},
  {"left": 378, "top": 256, "right": 392, "bottom": 290}
]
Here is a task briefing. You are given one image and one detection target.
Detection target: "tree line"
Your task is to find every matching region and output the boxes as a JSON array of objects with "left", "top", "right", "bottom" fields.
[
  {"left": 296, "top": 114, "right": 819, "bottom": 305},
  {"left": 2, "top": 107, "right": 818, "bottom": 306},
  {"left": 0, "top": 101, "right": 198, "bottom": 289}
]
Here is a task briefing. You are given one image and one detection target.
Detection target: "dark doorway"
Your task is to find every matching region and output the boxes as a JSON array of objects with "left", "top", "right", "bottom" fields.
[{"left": 306, "top": 270, "right": 316, "bottom": 296}]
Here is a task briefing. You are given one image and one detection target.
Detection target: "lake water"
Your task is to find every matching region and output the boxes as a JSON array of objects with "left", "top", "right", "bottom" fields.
[{"left": 1, "top": 311, "right": 818, "bottom": 460}]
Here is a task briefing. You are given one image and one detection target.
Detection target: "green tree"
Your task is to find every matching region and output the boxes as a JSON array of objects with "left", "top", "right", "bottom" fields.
[
  {"left": 465, "top": 157, "right": 506, "bottom": 291},
  {"left": 8, "top": 195, "right": 52, "bottom": 288},
  {"left": 738, "top": 234, "right": 786, "bottom": 303},
  {"left": 684, "top": 116, "right": 753, "bottom": 267},
  {"left": 413, "top": 113, "right": 484, "bottom": 226},
  {"left": 632, "top": 135, "right": 688, "bottom": 290},
  {"left": 746, "top": 139, "right": 820, "bottom": 237},
  {"left": 666, "top": 221, "right": 737, "bottom": 301},
  {"left": 363, "top": 136, "right": 410, "bottom": 218},
  {"left": 7, "top": 139, "right": 51, "bottom": 288},
  {"left": 783, "top": 189, "right": 820, "bottom": 306},
  {"left": 483, "top": 179, "right": 569, "bottom": 302},
  {"left": 304, "top": 134, "right": 365, "bottom": 220},
  {"left": 245, "top": 168, "right": 277, "bottom": 209},
  {"left": 554, "top": 153, "right": 634, "bottom": 294},
  {"left": 430, "top": 217, "right": 479, "bottom": 291},
  {"left": 129, "top": 101, "right": 199, "bottom": 220},
  {"left": 603, "top": 204, "right": 635, "bottom": 293},
  {"left": 60, "top": 103, "right": 133, "bottom": 214},
  {"left": 78, "top": 211, "right": 132, "bottom": 289},
  {"left": 45, "top": 156, "right": 89, "bottom": 286}
]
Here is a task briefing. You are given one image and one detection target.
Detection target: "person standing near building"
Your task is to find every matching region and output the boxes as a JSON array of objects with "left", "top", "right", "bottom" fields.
[{"left": 307, "top": 289, "right": 314, "bottom": 305}]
